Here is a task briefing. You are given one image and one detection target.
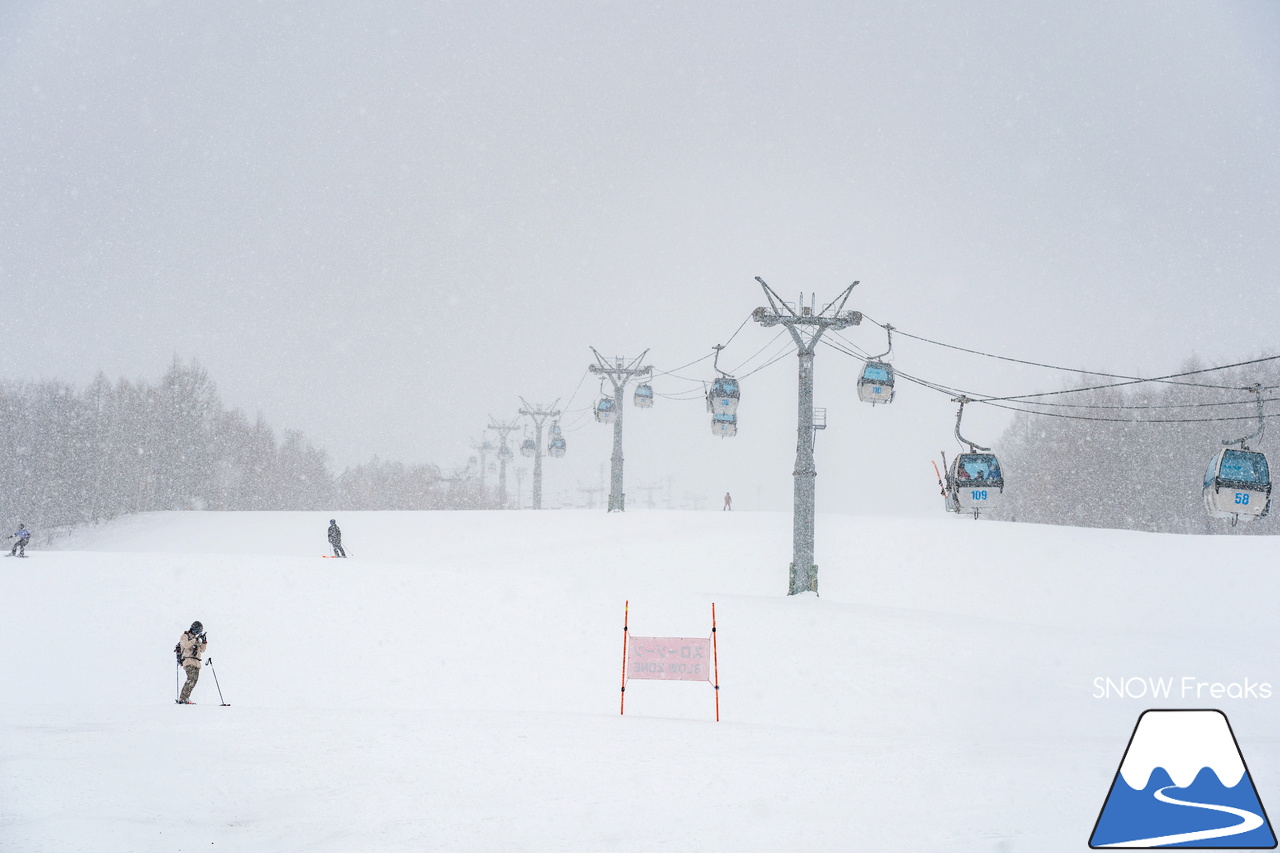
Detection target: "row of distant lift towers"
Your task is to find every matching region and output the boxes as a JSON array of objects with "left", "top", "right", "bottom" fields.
[
  {"left": 476, "top": 278, "right": 878, "bottom": 596},
  {"left": 483, "top": 348, "right": 652, "bottom": 513},
  {"left": 483, "top": 400, "right": 560, "bottom": 512}
]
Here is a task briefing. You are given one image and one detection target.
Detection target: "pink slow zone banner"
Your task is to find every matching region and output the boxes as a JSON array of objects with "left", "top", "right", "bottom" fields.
[{"left": 626, "top": 636, "right": 713, "bottom": 682}]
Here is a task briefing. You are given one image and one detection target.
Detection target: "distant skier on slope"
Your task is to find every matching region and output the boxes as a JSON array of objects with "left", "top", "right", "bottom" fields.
[
  {"left": 8, "top": 523, "right": 30, "bottom": 557},
  {"left": 174, "top": 621, "right": 208, "bottom": 704},
  {"left": 328, "top": 519, "right": 346, "bottom": 558},
  {"left": 723, "top": 493, "right": 732, "bottom": 511}
]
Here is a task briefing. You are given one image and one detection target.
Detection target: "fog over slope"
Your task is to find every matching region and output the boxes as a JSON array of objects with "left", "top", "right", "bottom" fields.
[{"left": 2, "top": 3, "right": 1278, "bottom": 518}]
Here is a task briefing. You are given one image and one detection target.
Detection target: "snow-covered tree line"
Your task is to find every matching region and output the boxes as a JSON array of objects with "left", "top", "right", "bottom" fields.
[
  {"left": 989, "top": 356, "right": 1278, "bottom": 534},
  {"left": 0, "top": 360, "right": 493, "bottom": 534}
]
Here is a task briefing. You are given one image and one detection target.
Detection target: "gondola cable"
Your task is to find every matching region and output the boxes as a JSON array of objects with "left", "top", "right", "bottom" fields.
[
  {"left": 818, "top": 336, "right": 1280, "bottom": 426},
  {"left": 822, "top": 333, "right": 1280, "bottom": 413},
  {"left": 854, "top": 316, "right": 1271, "bottom": 392}
]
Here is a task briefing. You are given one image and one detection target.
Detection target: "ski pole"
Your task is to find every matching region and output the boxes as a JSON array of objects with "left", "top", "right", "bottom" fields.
[
  {"left": 205, "top": 657, "right": 231, "bottom": 706},
  {"left": 175, "top": 659, "right": 180, "bottom": 702}
]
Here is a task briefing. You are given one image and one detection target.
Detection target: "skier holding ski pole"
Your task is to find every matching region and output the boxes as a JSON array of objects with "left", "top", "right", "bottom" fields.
[
  {"left": 174, "top": 621, "right": 208, "bottom": 704},
  {"left": 327, "top": 519, "right": 346, "bottom": 558}
]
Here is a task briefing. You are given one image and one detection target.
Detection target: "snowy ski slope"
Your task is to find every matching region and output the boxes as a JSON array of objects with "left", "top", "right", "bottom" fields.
[{"left": 2, "top": 509, "right": 1280, "bottom": 851}]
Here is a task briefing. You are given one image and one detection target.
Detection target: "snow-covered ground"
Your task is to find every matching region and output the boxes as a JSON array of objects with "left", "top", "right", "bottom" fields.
[{"left": 3, "top": 509, "right": 1280, "bottom": 851}]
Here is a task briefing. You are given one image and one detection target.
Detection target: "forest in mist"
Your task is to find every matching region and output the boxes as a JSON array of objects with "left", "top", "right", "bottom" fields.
[
  {"left": 989, "top": 356, "right": 1278, "bottom": 535},
  {"left": 0, "top": 360, "right": 493, "bottom": 539},
  {"left": 1, "top": 355, "right": 1276, "bottom": 540}
]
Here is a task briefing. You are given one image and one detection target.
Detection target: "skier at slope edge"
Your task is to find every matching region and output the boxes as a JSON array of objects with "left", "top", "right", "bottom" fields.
[
  {"left": 174, "top": 621, "right": 208, "bottom": 704},
  {"left": 328, "top": 519, "right": 346, "bottom": 558},
  {"left": 8, "top": 523, "right": 30, "bottom": 557}
]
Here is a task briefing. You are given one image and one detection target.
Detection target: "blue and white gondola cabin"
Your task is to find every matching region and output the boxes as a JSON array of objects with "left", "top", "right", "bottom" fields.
[
  {"left": 519, "top": 438, "right": 537, "bottom": 458},
  {"left": 857, "top": 362, "right": 896, "bottom": 405},
  {"left": 594, "top": 397, "right": 618, "bottom": 424},
  {"left": 547, "top": 436, "right": 566, "bottom": 458},
  {"left": 1203, "top": 448, "right": 1271, "bottom": 522},
  {"left": 706, "top": 377, "right": 740, "bottom": 415},
  {"left": 948, "top": 453, "right": 1004, "bottom": 515},
  {"left": 633, "top": 384, "right": 654, "bottom": 408},
  {"left": 711, "top": 412, "right": 738, "bottom": 438}
]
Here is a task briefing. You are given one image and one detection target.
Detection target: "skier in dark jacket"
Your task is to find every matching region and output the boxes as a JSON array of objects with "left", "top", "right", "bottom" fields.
[
  {"left": 9, "top": 524, "right": 30, "bottom": 557},
  {"left": 327, "top": 519, "right": 346, "bottom": 557}
]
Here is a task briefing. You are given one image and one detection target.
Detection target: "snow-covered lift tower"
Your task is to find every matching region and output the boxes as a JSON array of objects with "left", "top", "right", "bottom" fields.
[
  {"left": 517, "top": 398, "right": 561, "bottom": 510},
  {"left": 469, "top": 436, "right": 495, "bottom": 491},
  {"left": 752, "top": 277, "right": 861, "bottom": 596},
  {"left": 487, "top": 417, "right": 521, "bottom": 509},
  {"left": 588, "top": 348, "right": 652, "bottom": 512}
]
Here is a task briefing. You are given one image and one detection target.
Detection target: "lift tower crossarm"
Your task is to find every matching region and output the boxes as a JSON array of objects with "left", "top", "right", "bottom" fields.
[
  {"left": 752, "top": 276, "right": 862, "bottom": 596},
  {"left": 588, "top": 348, "right": 653, "bottom": 512},
  {"left": 517, "top": 398, "right": 561, "bottom": 510}
]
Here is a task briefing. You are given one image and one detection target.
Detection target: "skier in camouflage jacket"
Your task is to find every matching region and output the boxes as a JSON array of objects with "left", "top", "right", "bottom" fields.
[{"left": 174, "top": 621, "right": 208, "bottom": 704}]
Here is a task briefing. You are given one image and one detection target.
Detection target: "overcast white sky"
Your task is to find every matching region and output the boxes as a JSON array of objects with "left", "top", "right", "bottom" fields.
[{"left": 1, "top": 2, "right": 1278, "bottom": 515}]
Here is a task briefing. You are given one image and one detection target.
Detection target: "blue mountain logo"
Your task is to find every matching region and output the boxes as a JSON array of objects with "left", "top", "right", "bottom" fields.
[{"left": 1090, "top": 709, "right": 1276, "bottom": 848}]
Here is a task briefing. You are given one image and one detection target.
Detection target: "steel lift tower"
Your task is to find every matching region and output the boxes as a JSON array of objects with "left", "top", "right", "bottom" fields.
[
  {"left": 752, "top": 276, "right": 861, "bottom": 595},
  {"left": 517, "top": 398, "right": 561, "bottom": 510},
  {"left": 588, "top": 348, "right": 652, "bottom": 512},
  {"left": 469, "top": 435, "right": 494, "bottom": 491},
  {"left": 487, "top": 417, "right": 520, "bottom": 508}
]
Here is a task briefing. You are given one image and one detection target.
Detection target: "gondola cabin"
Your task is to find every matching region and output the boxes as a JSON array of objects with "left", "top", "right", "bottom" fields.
[
  {"left": 519, "top": 438, "right": 537, "bottom": 458},
  {"left": 633, "top": 384, "right": 654, "bottom": 408},
  {"left": 947, "top": 453, "right": 1004, "bottom": 516},
  {"left": 857, "top": 362, "right": 895, "bottom": 405},
  {"left": 1204, "top": 448, "right": 1271, "bottom": 522},
  {"left": 547, "top": 436, "right": 566, "bottom": 458},
  {"left": 594, "top": 397, "right": 618, "bottom": 424},
  {"left": 711, "top": 412, "right": 738, "bottom": 438},
  {"left": 706, "top": 377, "right": 740, "bottom": 415}
]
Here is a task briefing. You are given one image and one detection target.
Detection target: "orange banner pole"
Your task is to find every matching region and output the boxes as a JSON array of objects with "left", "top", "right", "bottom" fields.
[
  {"left": 711, "top": 602, "right": 720, "bottom": 722},
  {"left": 620, "top": 600, "right": 630, "bottom": 715}
]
